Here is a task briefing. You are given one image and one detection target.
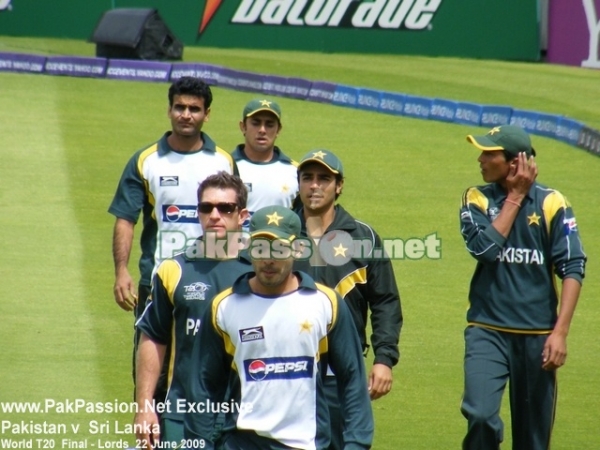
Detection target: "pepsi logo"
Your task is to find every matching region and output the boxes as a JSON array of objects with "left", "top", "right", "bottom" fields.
[
  {"left": 244, "top": 357, "right": 313, "bottom": 382},
  {"left": 166, "top": 205, "right": 181, "bottom": 222},
  {"left": 162, "top": 204, "right": 198, "bottom": 223},
  {"left": 247, "top": 360, "right": 267, "bottom": 381}
]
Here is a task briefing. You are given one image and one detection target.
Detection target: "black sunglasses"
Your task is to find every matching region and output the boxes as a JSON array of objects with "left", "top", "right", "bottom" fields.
[{"left": 197, "top": 202, "right": 238, "bottom": 215}]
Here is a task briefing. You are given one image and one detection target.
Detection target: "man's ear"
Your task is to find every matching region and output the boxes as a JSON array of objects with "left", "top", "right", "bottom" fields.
[{"left": 238, "top": 208, "right": 250, "bottom": 227}]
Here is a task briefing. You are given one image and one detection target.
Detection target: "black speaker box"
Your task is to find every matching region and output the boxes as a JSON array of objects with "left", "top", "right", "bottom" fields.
[{"left": 91, "top": 8, "right": 183, "bottom": 61}]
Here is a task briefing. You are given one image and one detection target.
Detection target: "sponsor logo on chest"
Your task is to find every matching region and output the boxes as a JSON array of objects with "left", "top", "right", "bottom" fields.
[
  {"left": 162, "top": 204, "right": 198, "bottom": 223},
  {"left": 239, "top": 326, "right": 265, "bottom": 342},
  {"left": 160, "top": 175, "right": 179, "bottom": 186},
  {"left": 244, "top": 356, "right": 314, "bottom": 381}
]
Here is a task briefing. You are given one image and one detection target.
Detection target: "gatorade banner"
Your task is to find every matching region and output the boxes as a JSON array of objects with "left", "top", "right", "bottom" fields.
[{"left": 0, "top": 0, "right": 540, "bottom": 60}]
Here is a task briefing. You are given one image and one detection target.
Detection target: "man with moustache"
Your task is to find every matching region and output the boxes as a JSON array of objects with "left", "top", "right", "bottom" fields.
[
  {"left": 134, "top": 172, "right": 252, "bottom": 449},
  {"left": 293, "top": 150, "right": 402, "bottom": 450},
  {"left": 184, "top": 205, "right": 373, "bottom": 450},
  {"left": 108, "top": 77, "right": 237, "bottom": 397}
]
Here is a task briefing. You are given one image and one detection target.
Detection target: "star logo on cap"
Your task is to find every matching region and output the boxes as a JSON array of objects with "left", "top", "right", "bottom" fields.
[
  {"left": 266, "top": 211, "right": 283, "bottom": 225},
  {"left": 260, "top": 99, "right": 272, "bottom": 107},
  {"left": 488, "top": 126, "right": 501, "bottom": 135},
  {"left": 281, "top": 184, "right": 290, "bottom": 193},
  {"left": 312, "top": 151, "right": 327, "bottom": 159},
  {"left": 299, "top": 320, "right": 313, "bottom": 333},
  {"left": 527, "top": 212, "right": 541, "bottom": 226}
]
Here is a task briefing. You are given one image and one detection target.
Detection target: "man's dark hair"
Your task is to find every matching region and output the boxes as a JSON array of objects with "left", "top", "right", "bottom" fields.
[
  {"left": 197, "top": 172, "right": 248, "bottom": 210},
  {"left": 297, "top": 163, "right": 344, "bottom": 200},
  {"left": 168, "top": 77, "right": 213, "bottom": 108}
]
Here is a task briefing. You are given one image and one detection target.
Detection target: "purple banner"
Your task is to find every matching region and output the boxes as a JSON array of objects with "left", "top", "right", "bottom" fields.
[
  {"left": 170, "top": 63, "right": 222, "bottom": 85},
  {"left": 284, "top": 77, "right": 312, "bottom": 100},
  {"left": 262, "top": 75, "right": 288, "bottom": 97},
  {"left": 307, "top": 81, "right": 336, "bottom": 104},
  {"left": 0, "top": 52, "right": 46, "bottom": 73},
  {"left": 45, "top": 56, "right": 106, "bottom": 78},
  {"left": 547, "top": 0, "right": 600, "bottom": 68},
  {"left": 235, "top": 71, "right": 264, "bottom": 93},
  {"left": 106, "top": 60, "right": 171, "bottom": 82},
  {"left": 217, "top": 68, "right": 240, "bottom": 90}
]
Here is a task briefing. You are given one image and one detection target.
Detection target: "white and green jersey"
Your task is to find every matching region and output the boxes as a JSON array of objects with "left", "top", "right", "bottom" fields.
[
  {"left": 231, "top": 145, "right": 298, "bottom": 229},
  {"left": 108, "top": 132, "right": 237, "bottom": 285},
  {"left": 185, "top": 272, "right": 373, "bottom": 450}
]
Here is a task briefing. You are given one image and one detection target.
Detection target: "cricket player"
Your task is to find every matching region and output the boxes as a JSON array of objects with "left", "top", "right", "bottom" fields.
[
  {"left": 293, "top": 150, "right": 402, "bottom": 450},
  {"left": 134, "top": 172, "right": 252, "bottom": 449},
  {"left": 459, "top": 125, "right": 586, "bottom": 449},
  {"left": 108, "top": 77, "right": 237, "bottom": 395},
  {"left": 232, "top": 98, "right": 299, "bottom": 228},
  {"left": 184, "top": 205, "right": 374, "bottom": 450}
]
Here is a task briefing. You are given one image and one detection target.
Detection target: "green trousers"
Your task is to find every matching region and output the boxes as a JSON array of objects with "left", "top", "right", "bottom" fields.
[{"left": 461, "top": 326, "right": 557, "bottom": 450}]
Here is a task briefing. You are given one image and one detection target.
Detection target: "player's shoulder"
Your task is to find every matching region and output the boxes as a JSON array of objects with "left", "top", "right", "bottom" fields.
[
  {"left": 533, "top": 183, "right": 572, "bottom": 214},
  {"left": 337, "top": 206, "right": 378, "bottom": 242},
  {"left": 273, "top": 147, "right": 297, "bottom": 166},
  {"left": 215, "top": 145, "right": 234, "bottom": 161},
  {"left": 461, "top": 184, "right": 493, "bottom": 209},
  {"left": 156, "top": 258, "right": 184, "bottom": 290},
  {"left": 314, "top": 281, "right": 339, "bottom": 301},
  {"left": 128, "top": 140, "right": 160, "bottom": 164}
]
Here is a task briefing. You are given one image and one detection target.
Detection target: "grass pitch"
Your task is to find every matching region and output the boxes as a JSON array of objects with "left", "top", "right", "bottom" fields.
[{"left": 0, "top": 36, "right": 599, "bottom": 449}]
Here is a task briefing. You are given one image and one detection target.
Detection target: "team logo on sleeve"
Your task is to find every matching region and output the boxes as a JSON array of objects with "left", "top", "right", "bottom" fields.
[
  {"left": 487, "top": 207, "right": 500, "bottom": 221},
  {"left": 239, "top": 326, "right": 264, "bottom": 343},
  {"left": 244, "top": 356, "right": 314, "bottom": 381},
  {"left": 563, "top": 217, "right": 578, "bottom": 235}
]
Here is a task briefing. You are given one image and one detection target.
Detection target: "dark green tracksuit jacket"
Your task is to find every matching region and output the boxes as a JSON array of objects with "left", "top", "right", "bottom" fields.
[
  {"left": 460, "top": 181, "right": 586, "bottom": 332},
  {"left": 293, "top": 205, "right": 402, "bottom": 368}
]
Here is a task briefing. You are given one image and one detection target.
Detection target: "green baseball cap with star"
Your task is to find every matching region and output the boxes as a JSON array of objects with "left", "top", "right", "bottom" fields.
[
  {"left": 250, "top": 205, "right": 301, "bottom": 242},
  {"left": 467, "top": 125, "right": 536, "bottom": 157},
  {"left": 297, "top": 149, "right": 344, "bottom": 177},
  {"left": 243, "top": 98, "right": 282, "bottom": 121}
]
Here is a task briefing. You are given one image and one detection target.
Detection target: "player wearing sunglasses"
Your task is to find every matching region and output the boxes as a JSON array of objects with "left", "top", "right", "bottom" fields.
[{"left": 134, "top": 172, "right": 252, "bottom": 450}]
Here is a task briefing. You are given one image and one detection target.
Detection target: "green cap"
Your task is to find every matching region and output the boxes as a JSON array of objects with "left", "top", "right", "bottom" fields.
[
  {"left": 467, "top": 125, "right": 536, "bottom": 157},
  {"left": 243, "top": 98, "right": 282, "bottom": 121},
  {"left": 297, "top": 149, "right": 344, "bottom": 177},
  {"left": 250, "top": 205, "right": 300, "bottom": 242}
]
